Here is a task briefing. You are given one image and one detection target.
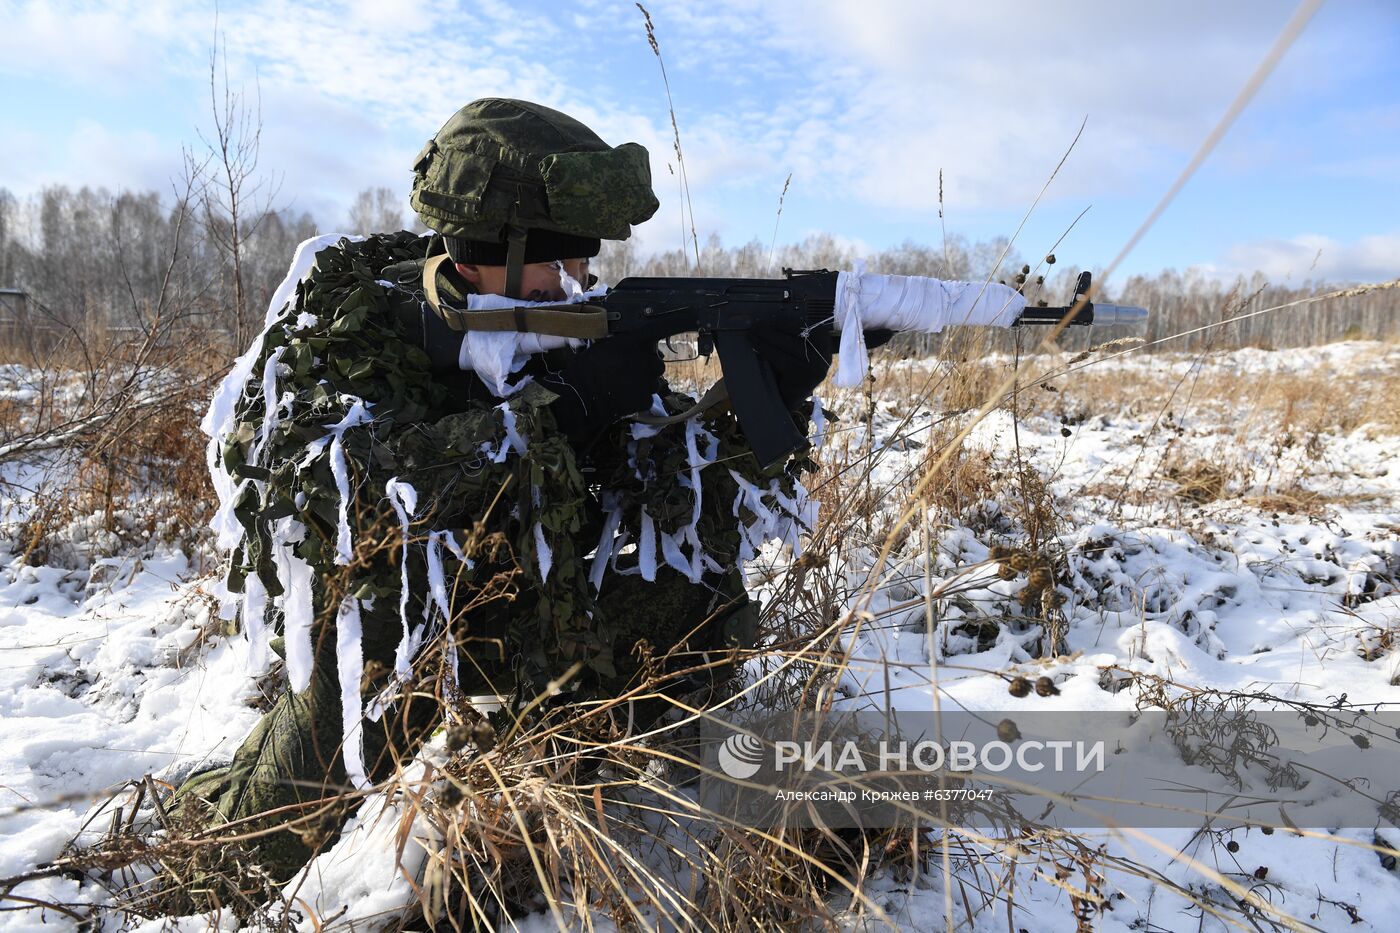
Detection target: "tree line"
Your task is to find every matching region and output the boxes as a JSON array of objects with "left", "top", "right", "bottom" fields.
[
  {"left": 0, "top": 184, "right": 1392, "bottom": 355},
  {"left": 0, "top": 184, "right": 417, "bottom": 349},
  {"left": 599, "top": 233, "right": 1397, "bottom": 353}
]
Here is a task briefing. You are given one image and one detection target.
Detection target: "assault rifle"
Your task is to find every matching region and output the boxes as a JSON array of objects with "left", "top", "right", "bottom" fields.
[
  {"left": 596, "top": 269, "right": 1144, "bottom": 465},
  {"left": 428, "top": 261, "right": 1148, "bottom": 467}
]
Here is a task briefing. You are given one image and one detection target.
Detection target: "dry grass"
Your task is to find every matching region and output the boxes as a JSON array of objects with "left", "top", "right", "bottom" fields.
[
  {"left": 1, "top": 330, "right": 225, "bottom": 568},
  {"left": 1031, "top": 344, "right": 1400, "bottom": 438},
  {"left": 5, "top": 318, "right": 1397, "bottom": 929},
  {"left": 48, "top": 677, "right": 1398, "bottom": 933},
  {"left": 862, "top": 340, "right": 1400, "bottom": 515}
]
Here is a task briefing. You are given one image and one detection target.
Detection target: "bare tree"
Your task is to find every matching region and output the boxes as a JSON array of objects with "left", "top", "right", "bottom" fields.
[
  {"left": 194, "top": 32, "right": 282, "bottom": 348},
  {"left": 0, "top": 189, "right": 15, "bottom": 288},
  {"left": 347, "top": 186, "right": 405, "bottom": 234}
]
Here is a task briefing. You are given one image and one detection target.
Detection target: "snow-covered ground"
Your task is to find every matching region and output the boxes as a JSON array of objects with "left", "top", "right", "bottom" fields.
[{"left": 0, "top": 341, "right": 1396, "bottom": 931}]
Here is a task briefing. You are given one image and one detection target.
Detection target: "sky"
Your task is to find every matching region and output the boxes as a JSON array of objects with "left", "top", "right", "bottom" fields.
[{"left": 1, "top": 0, "right": 1398, "bottom": 287}]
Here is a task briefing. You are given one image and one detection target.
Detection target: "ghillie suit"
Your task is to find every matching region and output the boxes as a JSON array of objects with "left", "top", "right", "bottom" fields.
[
  {"left": 165, "top": 99, "right": 827, "bottom": 896},
  {"left": 176, "top": 229, "right": 820, "bottom": 882}
]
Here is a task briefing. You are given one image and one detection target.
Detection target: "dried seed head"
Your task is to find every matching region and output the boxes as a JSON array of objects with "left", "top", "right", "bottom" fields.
[
  {"left": 1046, "top": 253, "right": 1056, "bottom": 264},
  {"left": 1034, "top": 676, "right": 1060, "bottom": 697},
  {"left": 445, "top": 723, "right": 472, "bottom": 753},
  {"left": 1226, "top": 840, "right": 1240, "bottom": 853},
  {"left": 1021, "top": 264, "right": 1030, "bottom": 275},
  {"left": 473, "top": 720, "right": 497, "bottom": 751},
  {"left": 293, "top": 812, "right": 341, "bottom": 849},
  {"left": 997, "top": 718, "right": 1022, "bottom": 742},
  {"left": 1008, "top": 676, "right": 1032, "bottom": 697}
]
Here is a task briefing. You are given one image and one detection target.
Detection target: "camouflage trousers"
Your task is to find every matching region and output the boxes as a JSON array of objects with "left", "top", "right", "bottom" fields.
[{"left": 171, "top": 566, "right": 757, "bottom": 882}]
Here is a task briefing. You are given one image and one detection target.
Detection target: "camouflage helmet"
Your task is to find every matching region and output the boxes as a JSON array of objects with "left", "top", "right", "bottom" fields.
[{"left": 410, "top": 98, "right": 660, "bottom": 246}]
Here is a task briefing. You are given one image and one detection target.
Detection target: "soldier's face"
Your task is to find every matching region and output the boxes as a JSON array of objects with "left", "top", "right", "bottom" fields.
[{"left": 455, "top": 258, "right": 591, "bottom": 301}]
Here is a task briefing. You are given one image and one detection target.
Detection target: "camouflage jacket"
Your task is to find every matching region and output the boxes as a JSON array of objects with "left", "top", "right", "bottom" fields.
[{"left": 213, "top": 232, "right": 814, "bottom": 701}]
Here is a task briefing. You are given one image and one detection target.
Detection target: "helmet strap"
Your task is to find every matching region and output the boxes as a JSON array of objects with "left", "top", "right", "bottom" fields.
[{"left": 504, "top": 224, "right": 528, "bottom": 299}]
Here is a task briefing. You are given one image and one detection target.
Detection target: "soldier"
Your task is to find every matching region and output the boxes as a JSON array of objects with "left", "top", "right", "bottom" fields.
[{"left": 172, "top": 98, "right": 830, "bottom": 889}]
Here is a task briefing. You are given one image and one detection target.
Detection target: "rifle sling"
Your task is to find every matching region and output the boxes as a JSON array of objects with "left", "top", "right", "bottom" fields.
[
  {"left": 420, "top": 253, "right": 610, "bottom": 339},
  {"left": 630, "top": 379, "right": 730, "bottom": 427}
]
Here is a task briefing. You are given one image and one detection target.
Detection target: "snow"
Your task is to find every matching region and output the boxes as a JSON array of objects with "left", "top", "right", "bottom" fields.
[
  {"left": 0, "top": 545, "right": 270, "bottom": 927},
  {"left": 0, "top": 340, "right": 1397, "bottom": 930},
  {"left": 277, "top": 757, "right": 435, "bottom": 931}
]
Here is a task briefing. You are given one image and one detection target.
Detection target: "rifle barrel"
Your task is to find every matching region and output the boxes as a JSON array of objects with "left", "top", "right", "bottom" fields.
[
  {"left": 1015, "top": 302, "right": 1149, "bottom": 327},
  {"left": 1091, "top": 303, "right": 1149, "bottom": 326}
]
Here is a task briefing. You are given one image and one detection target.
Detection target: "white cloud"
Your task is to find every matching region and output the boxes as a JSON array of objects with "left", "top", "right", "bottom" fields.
[
  {"left": 0, "top": 0, "right": 194, "bottom": 87},
  {"left": 648, "top": 0, "right": 1315, "bottom": 215},
  {"left": 0, "top": 0, "right": 670, "bottom": 229},
  {"left": 2, "top": 0, "right": 1393, "bottom": 278},
  {"left": 1206, "top": 233, "right": 1400, "bottom": 285},
  {"left": 63, "top": 121, "right": 171, "bottom": 193},
  {"left": 0, "top": 118, "right": 173, "bottom": 197}
]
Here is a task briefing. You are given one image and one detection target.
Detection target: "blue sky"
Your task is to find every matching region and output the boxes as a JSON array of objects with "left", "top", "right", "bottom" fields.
[{"left": 2, "top": 0, "right": 1398, "bottom": 286}]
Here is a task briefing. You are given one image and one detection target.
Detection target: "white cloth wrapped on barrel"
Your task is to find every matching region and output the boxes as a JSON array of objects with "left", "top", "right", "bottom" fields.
[{"left": 832, "top": 270, "right": 1026, "bottom": 388}]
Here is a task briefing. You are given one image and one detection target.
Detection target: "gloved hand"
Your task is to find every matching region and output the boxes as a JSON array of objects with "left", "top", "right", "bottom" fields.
[
  {"left": 747, "top": 319, "right": 834, "bottom": 409},
  {"left": 539, "top": 336, "right": 664, "bottom": 446}
]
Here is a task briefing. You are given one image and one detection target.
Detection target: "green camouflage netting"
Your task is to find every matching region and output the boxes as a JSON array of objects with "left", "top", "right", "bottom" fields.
[
  {"left": 216, "top": 230, "right": 812, "bottom": 704},
  {"left": 177, "top": 230, "right": 818, "bottom": 882}
]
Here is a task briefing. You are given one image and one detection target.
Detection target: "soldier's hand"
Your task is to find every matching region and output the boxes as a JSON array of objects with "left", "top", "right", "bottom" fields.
[{"left": 539, "top": 336, "right": 664, "bottom": 445}]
